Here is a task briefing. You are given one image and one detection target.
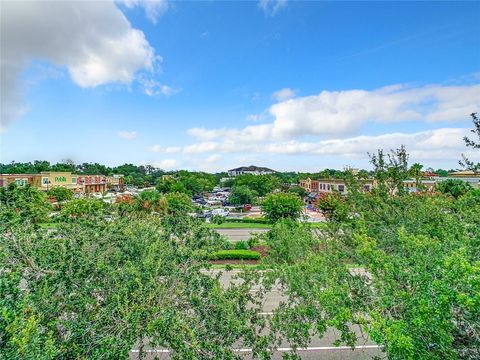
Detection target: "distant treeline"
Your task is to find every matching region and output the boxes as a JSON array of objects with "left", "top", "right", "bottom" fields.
[{"left": 0, "top": 160, "right": 453, "bottom": 187}]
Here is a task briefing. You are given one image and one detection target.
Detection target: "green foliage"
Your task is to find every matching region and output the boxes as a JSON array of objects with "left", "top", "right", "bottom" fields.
[
  {"left": 209, "top": 249, "right": 260, "bottom": 260},
  {"left": 135, "top": 189, "right": 168, "bottom": 213},
  {"left": 314, "top": 192, "right": 349, "bottom": 222},
  {"left": 261, "top": 192, "right": 303, "bottom": 222},
  {"left": 46, "top": 187, "right": 73, "bottom": 202},
  {"left": 234, "top": 240, "right": 250, "bottom": 250},
  {"left": 287, "top": 186, "right": 307, "bottom": 198},
  {"left": 0, "top": 184, "right": 51, "bottom": 226},
  {"left": 460, "top": 112, "right": 480, "bottom": 171},
  {"left": 228, "top": 185, "right": 257, "bottom": 205},
  {"left": 211, "top": 214, "right": 225, "bottom": 224},
  {"left": 436, "top": 179, "right": 473, "bottom": 198},
  {"left": 157, "top": 171, "right": 216, "bottom": 195},
  {"left": 164, "top": 192, "right": 192, "bottom": 215},
  {"left": 264, "top": 222, "right": 320, "bottom": 265},
  {"left": 0, "top": 215, "right": 266, "bottom": 359},
  {"left": 60, "top": 198, "right": 105, "bottom": 218},
  {"left": 233, "top": 174, "right": 280, "bottom": 197}
]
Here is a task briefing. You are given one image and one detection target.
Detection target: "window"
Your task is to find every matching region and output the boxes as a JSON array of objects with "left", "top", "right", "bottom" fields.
[
  {"left": 42, "top": 177, "right": 49, "bottom": 186},
  {"left": 338, "top": 185, "right": 345, "bottom": 192},
  {"left": 15, "top": 179, "right": 26, "bottom": 186},
  {"left": 72, "top": 177, "right": 77, "bottom": 184}
]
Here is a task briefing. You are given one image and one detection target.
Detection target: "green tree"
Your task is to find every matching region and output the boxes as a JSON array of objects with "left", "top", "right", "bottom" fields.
[
  {"left": 228, "top": 185, "right": 257, "bottom": 205},
  {"left": 135, "top": 190, "right": 168, "bottom": 213},
  {"left": 436, "top": 179, "right": 473, "bottom": 198},
  {"left": 261, "top": 192, "right": 304, "bottom": 222},
  {"left": 0, "top": 184, "right": 51, "bottom": 226},
  {"left": 46, "top": 187, "right": 73, "bottom": 202},
  {"left": 234, "top": 174, "right": 280, "bottom": 197},
  {"left": 165, "top": 192, "right": 192, "bottom": 216},
  {"left": 0, "top": 215, "right": 270, "bottom": 359},
  {"left": 460, "top": 112, "right": 480, "bottom": 171},
  {"left": 287, "top": 185, "right": 307, "bottom": 198},
  {"left": 408, "top": 162, "right": 424, "bottom": 189},
  {"left": 60, "top": 198, "right": 105, "bottom": 218}
]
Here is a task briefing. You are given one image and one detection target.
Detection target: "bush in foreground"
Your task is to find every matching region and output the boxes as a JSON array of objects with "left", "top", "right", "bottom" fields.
[{"left": 209, "top": 249, "right": 261, "bottom": 260}]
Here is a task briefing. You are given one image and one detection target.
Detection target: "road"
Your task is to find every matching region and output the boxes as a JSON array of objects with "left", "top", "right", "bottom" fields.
[
  {"left": 215, "top": 228, "right": 269, "bottom": 241},
  {"left": 130, "top": 271, "right": 383, "bottom": 359}
]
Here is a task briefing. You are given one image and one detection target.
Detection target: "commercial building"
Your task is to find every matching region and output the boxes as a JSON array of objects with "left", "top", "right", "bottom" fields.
[
  {"left": 32, "top": 172, "right": 81, "bottom": 192},
  {"left": 107, "top": 174, "right": 125, "bottom": 191},
  {"left": 0, "top": 174, "right": 35, "bottom": 188},
  {"left": 227, "top": 165, "right": 276, "bottom": 177},
  {"left": 299, "top": 177, "right": 374, "bottom": 195},
  {"left": 0, "top": 171, "right": 125, "bottom": 194},
  {"left": 77, "top": 175, "right": 108, "bottom": 193},
  {"left": 446, "top": 170, "right": 480, "bottom": 189}
]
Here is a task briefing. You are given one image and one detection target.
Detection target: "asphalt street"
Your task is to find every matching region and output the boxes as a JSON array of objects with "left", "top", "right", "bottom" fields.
[
  {"left": 130, "top": 271, "right": 383, "bottom": 359},
  {"left": 215, "top": 228, "right": 269, "bottom": 241}
]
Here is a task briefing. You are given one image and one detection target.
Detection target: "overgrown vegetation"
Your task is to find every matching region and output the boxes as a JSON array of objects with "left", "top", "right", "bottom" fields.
[{"left": 1, "top": 141, "right": 479, "bottom": 359}]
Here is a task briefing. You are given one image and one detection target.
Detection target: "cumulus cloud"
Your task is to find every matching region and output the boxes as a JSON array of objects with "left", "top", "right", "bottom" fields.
[
  {"left": 184, "top": 83, "right": 480, "bottom": 144},
  {"left": 180, "top": 127, "right": 478, "bottom": 163},
  {"left": 258, "top": 0, "right": 287, "bottom": 16},
  {"left": 206, "top": 154, "right": 222, "bottom": 163},
  {"left": 269, "top": 84, "right": 480, "bottom": 138},
  {"left": 1, "top": 0, "right": 158, "bottom": 129},
  {"left": 272, "top": 87, "right": 296, "bottom": 101},
  {"left": 151, "top": 159, "right": 177, "bottom": 169},
  {"left": 148, "top": 145, "right": 181, "bottom": 153},
  {"left": 118, "top": 130, "right": 138, "bottom": 140},
  {"left": 120, "top": 0, "right": 169, "bottom": 24}
]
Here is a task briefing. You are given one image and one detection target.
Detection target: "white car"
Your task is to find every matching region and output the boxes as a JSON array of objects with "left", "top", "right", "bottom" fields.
[{"left": 211, "top": 208, "right": 230, "bottom": 217}]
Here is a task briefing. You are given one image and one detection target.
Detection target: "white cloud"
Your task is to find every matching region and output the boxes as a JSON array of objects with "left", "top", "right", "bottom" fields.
[
  {"left": 184, "top": 83, "right": 479, "bottom": 144},
  {"left": 246, "top": 114, "right": 263, "bottom": 122},
  {"left": 180, "top": 127, "right": 478, "bottom": 163},
  {"left": 139, "top": 77, "right": 179, "bottom": 96},
  {"left": 272, "top": 87, "right": 296, "bottom": 101},
  {"left": 148, "top": 145, "right": 181, "bottom": 153},
  {"left": 269, "top": 84, "right": 480, "bottom": 138},
  {"left": 258, "top": 0, "right": 287, "bottom": 16},
  {"left": 206, "top": 154, "right": 222, "bottom": 163},
  {"left": 1, "top": 0, "right": 158, "bottom": 129},
  {"left": 153, "top": 159, "right": 177, "bottom": 169},
  {"left": 118, "top": 130, "right": 138, "bottom": 140},
  {"left": 120, "top": 0, "right": 169, "bottom": 24}
]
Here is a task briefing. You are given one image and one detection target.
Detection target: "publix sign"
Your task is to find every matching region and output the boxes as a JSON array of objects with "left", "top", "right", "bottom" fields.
[{"left": 54, "top": 176, "right": 67, "bottom": 182}]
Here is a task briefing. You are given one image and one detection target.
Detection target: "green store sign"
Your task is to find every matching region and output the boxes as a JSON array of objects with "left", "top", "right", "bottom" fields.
[{"left": 54, "top": 176, "right": 67, "bottom": 182}]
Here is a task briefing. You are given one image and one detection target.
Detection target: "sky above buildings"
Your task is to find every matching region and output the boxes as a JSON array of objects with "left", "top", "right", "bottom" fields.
[{"left": 1, "top": 0, "right": 479, "bottom": 172}]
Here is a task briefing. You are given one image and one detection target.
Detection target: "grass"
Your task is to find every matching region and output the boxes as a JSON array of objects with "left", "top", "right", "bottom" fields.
[{"left": 38, "top": 222, "right": 60, "bottom": 229}]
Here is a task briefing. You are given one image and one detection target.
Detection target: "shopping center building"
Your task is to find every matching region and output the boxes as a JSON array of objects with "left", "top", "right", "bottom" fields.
[{"left": 0, "top": 172, "right": 124, "bottom": 193}]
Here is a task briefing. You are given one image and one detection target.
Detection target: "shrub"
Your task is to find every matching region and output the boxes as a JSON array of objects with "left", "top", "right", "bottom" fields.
[
  {"left": 234, "top": 241, "right": 250, "bottom": 250},
  {"left": 209, "top": 250, "right": 260, "bottom": 260},
  {"left": 211, "top": 214, "right": 225, "bottom": 224}
]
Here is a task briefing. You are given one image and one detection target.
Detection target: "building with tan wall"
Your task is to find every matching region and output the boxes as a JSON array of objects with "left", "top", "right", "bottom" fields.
[
  {"left": 32, "top": 172, "right": 81, "bottom": 192},
  {"left": 300, "top": 177, "right": 374, "bottom": 195}
]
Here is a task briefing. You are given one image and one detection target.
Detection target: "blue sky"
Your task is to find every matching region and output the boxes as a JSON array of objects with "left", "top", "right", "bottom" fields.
[{"left": 1, "top": 0, "right": 479, "bottom": 172}]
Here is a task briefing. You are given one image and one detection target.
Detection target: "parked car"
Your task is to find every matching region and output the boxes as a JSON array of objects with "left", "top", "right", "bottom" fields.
[{"left": 211, "top": 208, "right": 230, "bottom": 217}]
